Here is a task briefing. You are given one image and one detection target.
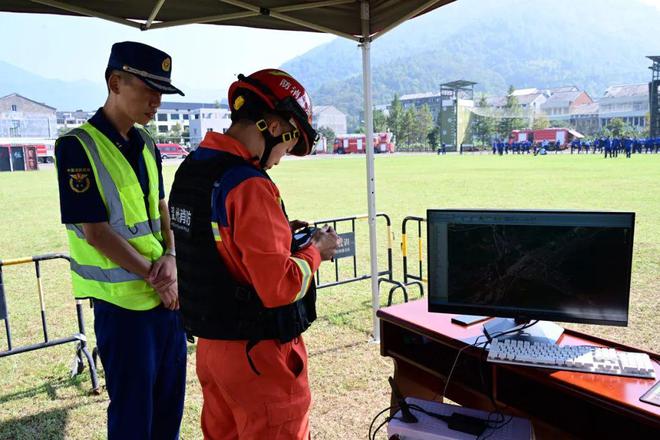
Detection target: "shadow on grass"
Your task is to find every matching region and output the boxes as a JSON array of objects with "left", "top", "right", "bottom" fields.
[
  {"left": 308, "top": 340, "right": 364, "bottom": 357},
  {"left": 0, "top": 405, "right": 76, "bottom": 440},
  {"left": 317, "top": 305, "right": 371, "bottom": 336},
  {"left": 0, "top": 374, "right": 93, "bottom": 405}
]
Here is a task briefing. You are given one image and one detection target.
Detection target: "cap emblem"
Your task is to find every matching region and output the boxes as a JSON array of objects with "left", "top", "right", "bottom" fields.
[
  {"left": 162, "top": 57, "right": 171, "bottom": 72},
  {"left": 234, "top": 95, "right": 245, "bottom": 111}
]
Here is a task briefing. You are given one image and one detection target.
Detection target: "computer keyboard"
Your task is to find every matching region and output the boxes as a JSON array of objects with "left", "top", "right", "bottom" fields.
[{"left": 487, "top": 338, "right": 656, "bottom": 379}]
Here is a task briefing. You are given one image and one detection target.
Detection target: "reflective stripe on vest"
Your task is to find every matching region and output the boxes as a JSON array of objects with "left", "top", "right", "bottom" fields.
[
  {"left": 70, "top": 260, "right": 143, "bottom": 283},
  {"left": 62, "top": 123, "right": 164, "bottom": 310},
  {"left": 66, "top": 218, "right": 161, "bottom": 241}
]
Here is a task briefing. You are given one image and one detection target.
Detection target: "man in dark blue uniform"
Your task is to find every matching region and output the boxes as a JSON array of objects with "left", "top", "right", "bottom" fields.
[
  {"left": 54, "top": 42, "right": 187, "bottom": 439},
  {"left": 624, "top": 136, "right": 633, "bottom": 158},
  {"left": 613, "top": 137, "right": 621, "bottom": 158},
  {"left": 604, "top": 136, "right": 611, "bottom": 158}
]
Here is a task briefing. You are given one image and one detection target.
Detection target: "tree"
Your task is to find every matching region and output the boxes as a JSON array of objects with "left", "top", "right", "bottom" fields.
[
  {"left": 387, "top": 94, "right": 404, "bottom": 145},
  {"left": 497, "top": 85, "right": 525, "bottom": 138},
  {"left": 145, "top": 121, "right": 158, "bottom": 138},
  {"left": 472, "top": 94, "right": 496, "bottom": 145},
  {"left": 401, "top": 107, "right": 416, "bottom": 146},
  {"left": 317, "top": 126, "right": 336, "bottom": 145},
  {"left": 532, "top": 113, "right": 550, "bottom": 130},
  {"left": 606, "top": 118, "right": 628, "bottom": 137},
  {"left": 413, "top": 105, "right": 434, "bottom": 145},
  {"left": 373, "top": 108, "right": 388, "bottom": 132},
  {"left": 169, "top": 122, "right": 182, "bottom": 143},
  {"left": 427, "top": 126, "right": 440, "bottom": 149},
  {"left": 642, "top": 112, "right": 651, "bottom": 137}
]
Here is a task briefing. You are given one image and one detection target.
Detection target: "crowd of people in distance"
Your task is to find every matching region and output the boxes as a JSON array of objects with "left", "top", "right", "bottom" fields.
[
  {"left": 489, "top": 136, "right": 660, "bottom": 158},
  {"left": 569, "top": 137, "right": 660, "bottom": 158}
]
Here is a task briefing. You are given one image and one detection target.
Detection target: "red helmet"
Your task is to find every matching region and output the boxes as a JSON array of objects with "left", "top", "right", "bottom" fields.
[{"left": 228, "top": 69, "right": 318, "bottom": 156}]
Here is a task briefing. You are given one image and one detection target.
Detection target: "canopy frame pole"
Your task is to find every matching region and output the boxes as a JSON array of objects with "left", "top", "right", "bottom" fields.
[
  {"left": 29, "top": 0, "right": 142, "bottom": 28},
  {"left": 274, "top": 0, "right": 355, "bottom": 13},
  {"left": 148, "top": 11, "right": 258, "bottom": 30},
  {"left": 220, "top": 0, "right": 359, "bottom": 41},
  {"left": 359, "top": 0, "right": 379, "bottom": 342},
  {"left": 144, "top": 0, "right": 166, "bottom": 29},
  {"left": 371, "top": 0, "right": 445, "bottom": 41}
]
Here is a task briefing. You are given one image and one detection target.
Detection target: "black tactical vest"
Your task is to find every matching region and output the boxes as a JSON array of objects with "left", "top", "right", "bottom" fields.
[{"left": 168, "top": 151, "right": 317, "bottom": 343}]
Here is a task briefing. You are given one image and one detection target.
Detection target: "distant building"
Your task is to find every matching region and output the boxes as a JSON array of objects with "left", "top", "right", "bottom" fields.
[
  {"left": 0, "top": 93, "right": 57, "bottom": 138},
  {"left": 57, "top": 110, "right": 95, "bottom": 132},
  {"left": 155, "top": 101, "right": 220, "bottom": 136},
  {"left": 373, "top": 104, "right": 389, "bottom": 117},
  {"left": 540, "top": 90, "right": 593, "bottom": 122},
  {"left": 438, "top": 98, "right": 475, "bottom": 148},
  {"left": 569, "top": 102, "right": 600, "bottom": 136},
  {"left": 483, "top": 88, "right": 546, "bottom": 126},
  {"left": 188, "top": 108, "right": 232, "bottom": 148},
  {"left": 312, "top": 105, "right": 347, "bottom": 135},
  {"left": 598, "top": 84, "right": 649, "bottom": 129},
  {"left": 400, "top": 92, "right": 443, "bottom": 118},
  {"left": 546, "top": 86, "right": 580, "bottom": 94},
  {"left": 516, "top": 92, "right": 547, "bottom": 115}
]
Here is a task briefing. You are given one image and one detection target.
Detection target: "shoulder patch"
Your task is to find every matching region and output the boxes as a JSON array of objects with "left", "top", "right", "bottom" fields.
[
  {"left": 68, "top": 169, "right": 91, "bottom": 193},
  {"left": 213, "top": 165, "right": 268, "bottom": 227}
]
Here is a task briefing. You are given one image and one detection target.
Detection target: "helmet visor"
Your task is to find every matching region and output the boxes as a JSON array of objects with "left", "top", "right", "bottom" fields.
[{"left": 276, "top": 96, "right": 318, "bottom": 156}]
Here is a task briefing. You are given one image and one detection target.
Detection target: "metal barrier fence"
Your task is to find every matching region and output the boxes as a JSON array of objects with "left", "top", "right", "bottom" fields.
[
  {"left": 312, "top": 213, "right": 407, "bottom": 299},
  {"left": 388, "top": 216, "right": 427, "bottom": 305},
  {"left": 0, "top": 253, "right": 100, "bottom": 394}
]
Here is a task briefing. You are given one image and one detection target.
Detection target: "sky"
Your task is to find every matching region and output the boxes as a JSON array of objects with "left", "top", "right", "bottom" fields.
[
  {"left": 0, "top": 11, "right": 335, "bottom": 100},
  {"left": 2, "top": 0, "right": 659, "bottom": 102}
]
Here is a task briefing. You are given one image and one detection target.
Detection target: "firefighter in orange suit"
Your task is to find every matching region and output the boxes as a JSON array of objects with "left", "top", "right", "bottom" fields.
[{"left": 168, "top": 69, "right": 340, "bottom": 439}]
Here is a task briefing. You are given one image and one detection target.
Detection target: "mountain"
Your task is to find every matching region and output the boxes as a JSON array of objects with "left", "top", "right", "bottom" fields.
[
  {"left": 281, "top": 0, "right": 660, "bottom": 129},
  {"left": 0, "top": 61, "right": 225, "bottom": 111},
  {"left": 0, "top": 60, "right": 106, "bottom": 110}
]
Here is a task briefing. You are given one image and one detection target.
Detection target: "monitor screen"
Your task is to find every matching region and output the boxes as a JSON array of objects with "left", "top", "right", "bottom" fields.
[{"left": 427, "top": 210, "right": 635, "bottom": 326}]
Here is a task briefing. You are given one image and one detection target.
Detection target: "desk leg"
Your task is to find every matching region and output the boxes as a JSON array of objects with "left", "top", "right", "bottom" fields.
[{"left": 390, "top": 358, "right": 445, "bottom": 415}]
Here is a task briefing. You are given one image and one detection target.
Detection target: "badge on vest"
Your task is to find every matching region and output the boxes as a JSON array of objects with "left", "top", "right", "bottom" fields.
[
  {"left": 170, "top": 203, "right": 193, "bottom": 237},
  {"left": 68, "top": 169, "right": 91, "bottom": 193}
]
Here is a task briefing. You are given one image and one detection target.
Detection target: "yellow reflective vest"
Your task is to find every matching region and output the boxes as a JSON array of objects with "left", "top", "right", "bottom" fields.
[{"left": 60, "top": 122, "right": 164, "bottom": 310}]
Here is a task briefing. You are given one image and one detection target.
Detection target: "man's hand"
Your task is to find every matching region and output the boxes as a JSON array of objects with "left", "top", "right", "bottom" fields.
[
  {"left": 147, "top": 255, "right": 179, "bottom": 310},
  {"left": 311, "top": 225, "right": 342, "bottom": 261},
  {"left": 289, "top": 220, "right": 309, "bottom": 232},
  {"left": 153, "top": 279, "right": 179, "bottom": 311},
  {"left": 148, "top": 254, "right": 177, "bottom": 286}
]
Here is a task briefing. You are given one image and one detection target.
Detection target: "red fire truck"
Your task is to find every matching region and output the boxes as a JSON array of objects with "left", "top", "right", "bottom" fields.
[
  {"left": 511, "top": 128, "right": 583, "bottom": 146},
  {"left": 333, "top": 132, "right": 395, "bottom": 154},
  {"left": 0, "top": 138, "right": 55, "bottom": 163},
  {"left": 35, "top": 141, "right": 56, "bottom": 163}
]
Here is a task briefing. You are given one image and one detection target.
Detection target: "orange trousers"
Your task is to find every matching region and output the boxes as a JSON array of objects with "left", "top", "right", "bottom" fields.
[{"left": 196, "top": 337, "right": 311, "bottom": 440}]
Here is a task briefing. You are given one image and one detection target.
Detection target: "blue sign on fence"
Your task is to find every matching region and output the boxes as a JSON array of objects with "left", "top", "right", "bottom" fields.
[{"left": 334, "top": 232, "right": 356, "bottom": 259}]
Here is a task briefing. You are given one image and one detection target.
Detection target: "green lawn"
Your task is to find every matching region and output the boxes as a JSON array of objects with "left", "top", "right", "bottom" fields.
[{"left": 0, "top": 153, "right": 658, "bottom": 439}]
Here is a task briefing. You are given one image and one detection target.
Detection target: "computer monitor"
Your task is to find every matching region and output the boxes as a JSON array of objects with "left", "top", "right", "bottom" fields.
[{"left": 427, "top": 209, "right": 635, "bottom": 343}]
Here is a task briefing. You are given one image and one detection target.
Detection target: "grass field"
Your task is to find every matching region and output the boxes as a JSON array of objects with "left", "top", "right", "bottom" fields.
[{"left": 0, "top": 152, "right": 659, "bottom": 439}]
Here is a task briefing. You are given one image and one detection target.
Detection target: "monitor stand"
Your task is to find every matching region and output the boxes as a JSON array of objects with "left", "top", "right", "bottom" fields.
[{"left": 483, "top": 318, "right": 564, "bottom": 345}]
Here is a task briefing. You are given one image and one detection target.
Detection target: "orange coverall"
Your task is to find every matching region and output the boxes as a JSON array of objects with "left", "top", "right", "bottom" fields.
[{"left": 194, "top": 132, "right": 321, "bottom": 439}]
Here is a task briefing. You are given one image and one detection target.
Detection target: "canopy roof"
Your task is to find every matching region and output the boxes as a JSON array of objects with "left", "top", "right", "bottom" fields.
[
  {"left": 2, "top": 0, "right": 457, "bottom": 342},
  {"left": 2, "top": 0, "right": 454, "bottom": 40}
]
